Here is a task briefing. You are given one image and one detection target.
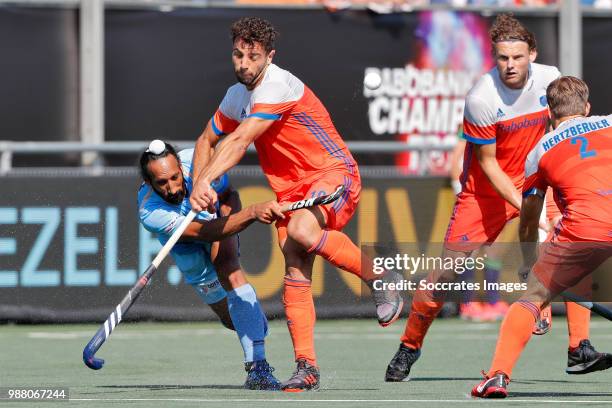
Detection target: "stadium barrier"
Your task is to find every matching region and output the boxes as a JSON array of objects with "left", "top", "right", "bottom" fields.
[
  {"left": 4, "top": 171, "right": 610, "bottom": 322},
  {"left": 0, "top": 172, "right": 455, "bottom": 322}
]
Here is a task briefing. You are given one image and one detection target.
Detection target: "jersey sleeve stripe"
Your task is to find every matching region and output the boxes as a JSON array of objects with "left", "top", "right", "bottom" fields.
[
  {"left": 523, "top": 187, "right": 545, "bottom": 198},
  {"left": 247, "top": 112, "right": 281, "bottom": 120},
  {"left": 463, "top": 133, "right": 496, "bottom": 145},
  {"left": 463, "top": 121, "right": 496, "bottom": 142},
  {"left": 211, "top": 116, "right": 224, "bottom": 136},
  {"left": 213, "top": 110, "right": 239, "bottom": 136}
]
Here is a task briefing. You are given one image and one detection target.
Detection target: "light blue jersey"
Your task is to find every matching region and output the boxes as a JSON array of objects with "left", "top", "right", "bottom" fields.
[
  {"left": 137, "top": 149, "right": 224, "bottom": 302},
  {"left": 138, "top": 148, "right": 270, "bottom": 364}
]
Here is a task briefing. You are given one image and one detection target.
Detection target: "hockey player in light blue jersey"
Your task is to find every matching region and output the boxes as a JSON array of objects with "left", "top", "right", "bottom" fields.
[{"left": 138, "top": 140, "right": 284, "bottom": 390}]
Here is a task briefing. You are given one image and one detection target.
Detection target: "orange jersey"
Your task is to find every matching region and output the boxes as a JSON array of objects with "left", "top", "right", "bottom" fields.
[
  {"left": 524, "top": 115, "right": 612, "bottom": 241},
  {"left": 211, "top": 64, "right": 358, "bottom": 196},
  {"left": 461, "top": 63, "right": 560, "bottom": 196}
]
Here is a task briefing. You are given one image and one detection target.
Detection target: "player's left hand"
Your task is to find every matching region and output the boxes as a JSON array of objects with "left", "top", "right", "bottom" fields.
[
  {"left": 251, "top": 201, "right": 285, "bottom": 224},
  {"left": 191, "top": 178, "right": 217, "bottom": 213}
]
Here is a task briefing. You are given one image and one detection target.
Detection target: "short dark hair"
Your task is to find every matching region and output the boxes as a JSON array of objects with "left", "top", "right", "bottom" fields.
[
  {"left": 231, "top": 17, "right": 278, "bottom": 53},
  {"left": 547, "top": 76, "right": 589, "bottom": 118},
  {"left": 489, "top": 13, "right": 536, "bottom": 51},
  {"left": 139, "top": 141, "right": 179, "bottom": 183}
]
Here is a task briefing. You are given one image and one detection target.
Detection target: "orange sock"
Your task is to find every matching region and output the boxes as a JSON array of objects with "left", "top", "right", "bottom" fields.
[
  {"left": 309, "top": 230, "right": 374, "bottom": 281},
  {"left": 488, "top": 301, "right": 540, "bottom": 378},
  {"left": 283, "top": 276, "right": 317, "bottom": 366},
  {"left": 566, "top": 301, "right": 590, "bottom": 349},
  {"left": 400, "top": 300, "right": 444, "bottom": 350}
]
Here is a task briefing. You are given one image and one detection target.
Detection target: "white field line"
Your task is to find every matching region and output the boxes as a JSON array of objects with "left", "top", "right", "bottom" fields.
[
  {"left": 68, "top": 397, "right": 612, "bottom": 404},
  {"left": 21, "top": 319, "right": 612, "bottom": 340},
  {"left": 24, "top": 331, "right": 590, "bottom": 341}
]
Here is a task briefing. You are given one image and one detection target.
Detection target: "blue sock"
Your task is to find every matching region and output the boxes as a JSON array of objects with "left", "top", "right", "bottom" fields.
[{"left": 227, "top": 284, "right": 267, "bottom": 363}]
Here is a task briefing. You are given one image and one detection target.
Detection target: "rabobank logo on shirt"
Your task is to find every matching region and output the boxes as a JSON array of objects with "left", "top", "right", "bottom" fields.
[
  {"left": 540, "top": 95, "right": 547, "bottom": 107},
  {"left": 498, "top": 114, "right": 549, "bottom": 134}
]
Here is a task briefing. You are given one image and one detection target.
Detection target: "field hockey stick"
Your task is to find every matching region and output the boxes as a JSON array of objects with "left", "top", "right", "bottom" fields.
[
  {"left": 83, "top": 210, "right": 197, "bottom": 370},
  {"left": 518, "top": 266, "right": 612, "bottom": 321},
  {"left": 280, "top": 184, "right": 345, "bottom": 212},
  {"left": 82, "top": 185, "right": 345, "bottom": 370},
  {"left": 561, "top": 291, "right": 612, "bottom": 321}
]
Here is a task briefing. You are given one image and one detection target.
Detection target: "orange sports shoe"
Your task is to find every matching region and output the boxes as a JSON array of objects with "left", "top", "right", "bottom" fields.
[{"left": 471, "top": 371, "right": 509, "bottom": 399}]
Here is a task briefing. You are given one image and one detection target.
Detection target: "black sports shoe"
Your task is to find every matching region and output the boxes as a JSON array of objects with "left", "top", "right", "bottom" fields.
[
  {"left": 366, "top": 270, "right": 404, "bottom": 327},
  {"left": 244, "top": 360, "right": 282, "bottom": 390},
  {"left": 281, "top": 359, "right": 320, "bottom": 392},
  {"left": 471, "top": 371, "right": 509, "bottom": 398},
  {"left": 385, "top": 343, "right": 421, "bottom": 382},
  {"left": 566, "top": 339, "right": 612, "bottom": 374}
]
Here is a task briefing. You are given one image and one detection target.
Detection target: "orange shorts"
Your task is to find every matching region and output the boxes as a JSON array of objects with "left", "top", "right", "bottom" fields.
[
  {"left": 444, "top": 192, "right": 519, "bottom": 252},
  {"left": 533, "top": 237, "right": 612, "bottom": 295},
  {"left": 275, "top": 171, "right": 361, "bottom": 235}
]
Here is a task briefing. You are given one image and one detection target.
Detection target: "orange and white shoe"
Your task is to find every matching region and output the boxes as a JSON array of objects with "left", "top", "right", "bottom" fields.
[
  {"left": 533, "top": 304, "right": 552, "bottom": 335},
  {"left": 471, "top": 371, "right": 509, "bottom": 399}
]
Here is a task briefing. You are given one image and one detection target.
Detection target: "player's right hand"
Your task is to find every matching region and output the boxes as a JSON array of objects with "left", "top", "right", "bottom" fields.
[{"left": 251, "top": 201, "right": 285, "bottom": 224}]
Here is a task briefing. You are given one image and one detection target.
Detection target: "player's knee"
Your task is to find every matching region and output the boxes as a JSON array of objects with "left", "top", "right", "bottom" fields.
[
  {"left": 217, "top": 269, "right": 248, "bottom": 291},
  {"left": 286, "top": 217, "right": 319, "bottom": 249},
  {"left": 215, "top": 257, "right": 242, "bottom": 280},
  {"left": 213, "top": 237, "right": 242, "bottom": 285}
]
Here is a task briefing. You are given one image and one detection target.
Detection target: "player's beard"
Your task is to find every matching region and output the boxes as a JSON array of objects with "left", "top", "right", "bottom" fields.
[
  {"left": 235, "top": 63, "right": 267, "bottom": 87},
  {"left": 166, "top": 190, "right": 185, "bottom": 205},
  {"left": 156, "top": 180, "right": 187, "bottom": 205}
]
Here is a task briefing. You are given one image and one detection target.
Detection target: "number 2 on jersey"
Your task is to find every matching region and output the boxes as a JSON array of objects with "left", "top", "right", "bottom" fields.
[{"left": 571, "top": 136, "right": 597, "bottom": 159}]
